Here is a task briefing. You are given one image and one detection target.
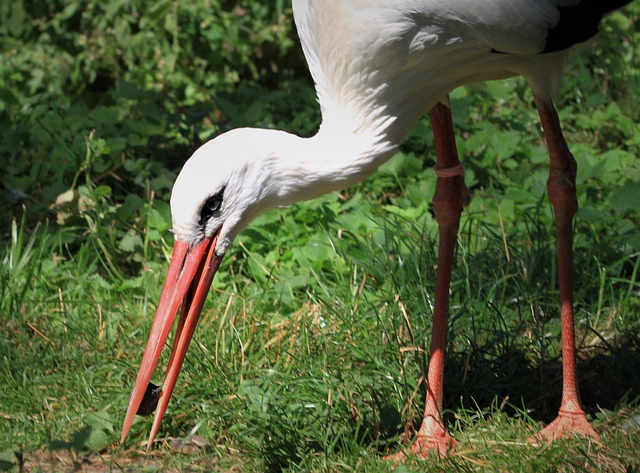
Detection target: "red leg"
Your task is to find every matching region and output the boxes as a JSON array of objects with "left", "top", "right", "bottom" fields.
[
  {"left": 532, "top": 95, "right": 599, "bottom": 442},
  {"left": 388, "top": 101, "right": 467, "bottom": 460}
]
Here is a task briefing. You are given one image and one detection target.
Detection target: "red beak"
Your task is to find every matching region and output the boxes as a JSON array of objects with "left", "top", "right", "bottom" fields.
[{"left": 120, "top": 232, "right": 224, "bottom": 447}]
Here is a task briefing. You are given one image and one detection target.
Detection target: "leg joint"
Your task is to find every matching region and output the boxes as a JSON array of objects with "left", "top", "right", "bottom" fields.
[{"left": 432, "top": 176, "right": 468, "bottom": 227}]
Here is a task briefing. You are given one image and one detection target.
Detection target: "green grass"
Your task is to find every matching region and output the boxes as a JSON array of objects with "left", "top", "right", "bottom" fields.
[
  {"left": 2, "top": 183, "right": 639, "bottom": 471},
  {"left": 1, "top": 2, "right": 640, "bottom": 472}
]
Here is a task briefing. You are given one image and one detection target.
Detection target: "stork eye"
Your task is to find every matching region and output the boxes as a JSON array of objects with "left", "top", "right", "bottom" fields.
[{"left": 199, "top": 189, "right": 224, "bottom": 225}]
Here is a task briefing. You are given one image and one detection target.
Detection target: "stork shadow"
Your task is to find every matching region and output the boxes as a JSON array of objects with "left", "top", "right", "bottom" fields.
[{"left": 441, "top": 330, "right": 640, "bottom": 425}]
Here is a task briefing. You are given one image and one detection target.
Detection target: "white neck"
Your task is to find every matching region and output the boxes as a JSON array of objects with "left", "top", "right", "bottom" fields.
[{"left": 266, "top": 111, "right": 400, "bottom": 207}]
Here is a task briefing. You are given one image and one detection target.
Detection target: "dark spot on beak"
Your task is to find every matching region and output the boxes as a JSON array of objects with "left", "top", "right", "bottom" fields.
[{"left": 136, "top": 381, "right": 162, "bottom": 416}]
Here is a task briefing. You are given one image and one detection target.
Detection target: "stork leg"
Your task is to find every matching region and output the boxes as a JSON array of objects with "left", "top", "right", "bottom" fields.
[
  {"left": 389, "top": 101, "right": 467, "bottom": 460},
  {"left": 532, "top": 95, "right": 599, "bottom": 442}
]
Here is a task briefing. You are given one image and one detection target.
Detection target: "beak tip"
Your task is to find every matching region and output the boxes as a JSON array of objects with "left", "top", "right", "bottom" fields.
[{"left": 120, "top": 426, "right": 130, "bottom": 445}]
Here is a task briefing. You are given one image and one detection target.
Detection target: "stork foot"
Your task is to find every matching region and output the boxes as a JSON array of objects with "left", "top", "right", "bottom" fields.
[
  {"left": 530, "top": 408, "right": 600, "bottom": 444},
  {"left": 385, "top": 415, "right": 457, "bottom": 462}
]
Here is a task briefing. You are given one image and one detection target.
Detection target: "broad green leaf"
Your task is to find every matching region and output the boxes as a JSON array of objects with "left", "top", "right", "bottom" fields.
[{"left": 610, "top": 182, "right": 640, "bottom": 213}]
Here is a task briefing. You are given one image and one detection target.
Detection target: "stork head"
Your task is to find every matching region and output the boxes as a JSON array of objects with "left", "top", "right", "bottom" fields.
[
  {"left": 171, "top": 127, "right": 296, "bottom": 253},
  {"left": 120, "top": 128, "right": 303, "bottom": 446}
]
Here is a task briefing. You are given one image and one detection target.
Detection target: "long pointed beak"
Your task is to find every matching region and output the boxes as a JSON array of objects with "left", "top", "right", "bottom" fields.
[{"left": 120, "top": 232, "right": 225, "bottom": 447}]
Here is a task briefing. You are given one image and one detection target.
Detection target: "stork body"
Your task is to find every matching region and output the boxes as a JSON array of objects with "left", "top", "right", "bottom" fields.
[{"left": 121, "top": 0, "right": 632, "bottom": 458}]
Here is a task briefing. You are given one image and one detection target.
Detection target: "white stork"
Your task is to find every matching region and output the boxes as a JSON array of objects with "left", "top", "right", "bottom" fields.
[{"left": 120, "top": 0, "right": 632, "bottom": 458}]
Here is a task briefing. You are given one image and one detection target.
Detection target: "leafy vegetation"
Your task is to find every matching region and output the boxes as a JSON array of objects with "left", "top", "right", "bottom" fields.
[{"left": 1, "top": 1, "right": 639, "bottom": 471}]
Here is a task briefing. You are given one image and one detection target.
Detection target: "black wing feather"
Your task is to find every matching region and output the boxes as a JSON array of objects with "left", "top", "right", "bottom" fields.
[{"left": 544, "top": 0, "right": 633, "bottom": 53}]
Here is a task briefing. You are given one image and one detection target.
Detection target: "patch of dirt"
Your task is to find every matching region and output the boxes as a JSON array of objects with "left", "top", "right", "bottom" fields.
[{"left": 12, "top": 440, "right": 249, "bottom": 473}]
